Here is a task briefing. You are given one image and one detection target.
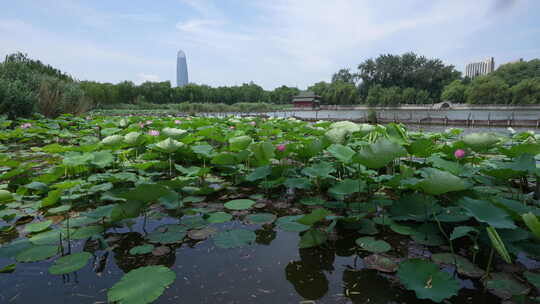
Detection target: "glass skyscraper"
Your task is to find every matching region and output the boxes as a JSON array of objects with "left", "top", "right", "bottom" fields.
[{"left": 176, "top": 50, "right": 188, "bottom": 87}]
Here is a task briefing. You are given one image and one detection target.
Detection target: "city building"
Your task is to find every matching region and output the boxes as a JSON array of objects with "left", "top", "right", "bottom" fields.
[
  {"left": 465, "top": 57, "right": 495, "bottom": 78},
  {"left": 292, "top": 91, "right": 321, "bottom": 108},
  {"left": 176, "top": 50, "right": 188, "bottom": 87}
]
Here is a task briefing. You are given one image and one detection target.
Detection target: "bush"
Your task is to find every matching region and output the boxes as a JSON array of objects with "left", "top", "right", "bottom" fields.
[{"left": 0, "top": 78, "right": 36, "bottom": 119}]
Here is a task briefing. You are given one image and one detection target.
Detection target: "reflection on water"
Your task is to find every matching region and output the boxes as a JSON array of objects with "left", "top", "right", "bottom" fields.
[{"left": 0, "top": 216, "right": 504, "bottom": 304}]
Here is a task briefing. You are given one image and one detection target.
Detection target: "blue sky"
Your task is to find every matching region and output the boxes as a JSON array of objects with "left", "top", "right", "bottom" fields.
[{"left": 1, "top": 0, "right": 539, "bottom": 89}]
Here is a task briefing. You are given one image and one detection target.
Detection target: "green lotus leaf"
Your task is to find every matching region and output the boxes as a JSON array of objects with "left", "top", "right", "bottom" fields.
[
  {"left": 224, "top": 199, "right": 255, "bottom": 210},
  {"left": 154, "top": 138, "right": 184, "bottom": 153},
  {"left": 71, "top": 225, "right": 104, "bottom": 240},
  {"left": 355, "top": 236, "right": 391, "bottom": 253},
  {"left": 129, "top": 244, "right": 155, "bottom": 255},
  {"left": 0, "top": 190, "right": 13, "bottom": 203},
  {"left": 459, "top": 197, "right": 516, "bottom": 229},
  {"left": 522, "top": 212, "right": 540, "bottom": 238},
  {"left": 328, "top": 179, "right": 364, "bottom": 197},
  {"left": 398, "top": 259, "right": 460, "bottom": 303},
  {"left": 107, "top": 265, "right": 176, "bottom": 304},
  {"left": 283, "top": 177, "right": 312, "bottom": 190},
  {"left": 245, "top": 213, "right": 276, "bottom": 225},
  {"left": 297, "top": 208, "right": 331, "bottom": 226},
  {"left": 419, "top": 168, "right": 468, "bottom": 195},
  {"left": 101, "top": 135, "right": 124, "bottom": 146},
  {"left": 24, "top": 220, "right": 53, "bottom": 233},
  {"left": 162, "top": 127, "right": 187, "bottom": 137},
  {"left": 124, "top": 132, "right": 142, "bottom": 145},
  {"left": 228, "top": 135, "right": 252, "bottom": 151},
  {"left": 326, "top": 144, "right": 355, "bottom": 163},
  {"left": 462, "top": 132, "right": 499, "bottom": 151},
  {"left": 431, "top": 253, "right": 485, "bottom": 278},
  {"left": 277, "top": 221, "right": 310, "bottom": 232},
  {"left": 213, "top": 229, "right": 256, "bottom": 249},
  {"left": 299, "top": 229, "right": 328, "bottom": 248},
  {"left": 246, "top": 166, "right": 272, "bottom": 182},
  {"left": 206, "top": 212, "right": 232, "bottom": 223},
  {"left": 325, "top": 121, "right": 360, "bottom": 143},
  {"left": 363, "top": 254, "right": 398, "bottom": 273},
  {"left": 16, "top": 245, "right": 58, "bottom": 262},
  {"left": 356, "top": 138, "right": 407, "bottom": 169},
  {"left": 49, "top": 252, "right": 92, "bottom": 275},
  {"left": 483, "top": 272, "right": 530, "bottom": 299}
]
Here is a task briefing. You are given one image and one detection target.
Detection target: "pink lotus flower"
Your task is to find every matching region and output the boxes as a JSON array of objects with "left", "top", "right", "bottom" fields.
[
  {"left": 139, "top": 123, "right": 145, "bottom": 128},
  {"left": 454, "top": 149, "right": 465, "bottom": 159},
  {"left": 20, "top": 123, "right": 32, "bottom": 129},
  {"left": 174, "top": 120, "right": 181, "bottom": 124},
  {"left": 276, "top": 144, "right": 286, "bottom": 152},
  {"left": 250, "top": 121, "right": 256, "bottom": 126},
  {"left": 146, "top": 120, "right": 153, "bottom": 125},
  {"left": 148, "top": 130, "right": 160, "bottom": 136},
  {"left": 229, "top": 126, "right": 235, "bottom": 129}
]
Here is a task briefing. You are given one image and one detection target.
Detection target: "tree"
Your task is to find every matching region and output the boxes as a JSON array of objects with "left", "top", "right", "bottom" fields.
[
  {"left": 366, "top": 84, "right": 384, "bottom": 106},
  {"left": 493, "top": 59, "right": 540, "bottom": 87},
  {"left": 466, "top": 76, "right": 510, "bottom": 105},
  {"left": 511, "top": 78, "right": 540, "bottom": 105},
  {"left": 331, "top": 69, "right": 356, "bottom": 84},
  {"left": 402, "top": 88, "right": 417, "bottom": 104},
  {"left": 441, "top": 80, "right": 467, "bottom": 103},
  {"left": 356, "top": 52, "right": 460, "bottom": 101}
]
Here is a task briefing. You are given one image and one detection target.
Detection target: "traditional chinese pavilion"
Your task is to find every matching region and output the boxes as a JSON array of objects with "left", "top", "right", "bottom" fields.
[{"left": 291, "top": 91, "right": 321, "bottom": 109}]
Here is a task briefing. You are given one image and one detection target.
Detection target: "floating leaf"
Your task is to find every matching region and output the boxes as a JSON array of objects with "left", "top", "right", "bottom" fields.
[
  {"left": 206, "top": 212, "right": 232, "bottom": 223},
  {"left": 364, "top": 254, "right": 398, "bottom": 272},
  {"left": 299, "top": 196, "right": 325, "bottom": 206},
  {"left": 0, "top": 190, "right": 13, "bottom": 203},
  {"left": 213, "top": 229, "right": 256, "bottom": 249},
  {"left": 107, "top": 265, "right": 176, "bottom": 304},
  {"left": 224, "top": 199, "right": 255, "bottom": 210},
  {"left": 277, "top": 221, "right": 310, "bottom": 232},
  {"left": 355, "top": 236, "right": 391, "bottom": 253},
  {"left": 187, "top": 227, "right": 218, "bottom": 240},
  {"left": 24, "top": 220, "right": 53, "bottom": 233},
  {"left": 16, "top": 245, "right": 58, "bottom": 262},
  {"left": 147, "top": 225, "right": 187, "bottom": 244},
  {"left": 431, "top": 253, "right": 485, "bottom": 278},
  {"left": 0, "top": 263, "right": 15, "bottom": 273},
  {"left": 245, "top": 213, "right": 277, "bottom": 225},
  {"left": 483, "top": 272, "right": 530, "bottom": 299},
  {"left": 398, "top": 259, "right": 460, "bottom": 303},
  {"left": 129, "top": 244, "right": 154, "bottom": 255},
  {"left": 49, "top": 252, "right": 92, "bottom": 275},
  {"left": 297, "top": 208, "right": 331, "bottom": 226},
  {"left": 71, "top": 225, "right": 104, "bottom": 240},
  {"left": 299, "top": 229, "right": 328, "bottom": 248}
]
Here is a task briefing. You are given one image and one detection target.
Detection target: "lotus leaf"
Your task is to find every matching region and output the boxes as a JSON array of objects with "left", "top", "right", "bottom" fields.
[
  {"left": 355, "top": 236, "right": 391, "bottom": 253},
  {"left": 162, "top": 127, "right": 187, "bottom": 137},
  {"left": 124, "top": 131, "right": 141, "bottom": 145},
  {"left": 356, "top": 138, "right": 407, "bottom": 169},
  {"left": 213, "top": 229, "right": 256, "bottom": 249},
  {"left": 245, "top": 213, "right": 276, "bottom": 225},
  {"left": 398, "top": 259, "right": 460, "bottom": 303},
  {"left": 462, "top": 132, "right": 499, "bottom": 151},
  {"left": 101, "top": 135, "right": 124, "bottom": 146},
  {"left": 299, "top": 229, "right": 328, "bottom": 248},
  {"left": 49, "top": 252, "right": 92, "bottom": 275},
  {"left": 16, "top": 245, "right": 58, "bottom": 262},
  {"left": 154, "top": 138, "right": 184, "bottom": 153},
  {"left": 224, "top": 199, "right": 255, "bottom": 210},
  {"left": 107, "top": 265, "right": 176, "bottom": 304}
]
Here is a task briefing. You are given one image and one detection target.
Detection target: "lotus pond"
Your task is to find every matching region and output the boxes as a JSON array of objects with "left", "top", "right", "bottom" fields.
[{"left": 0, "top": 115, "right": 539, "bottom": 303}]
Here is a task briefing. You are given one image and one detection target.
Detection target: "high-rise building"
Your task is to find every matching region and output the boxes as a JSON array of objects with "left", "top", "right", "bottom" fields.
[
  {"left": 176, "top": 50, "right": 188, "bottom": 87},
  {"left": 465, "top": 57, "right": 495, "bottom": 78}
]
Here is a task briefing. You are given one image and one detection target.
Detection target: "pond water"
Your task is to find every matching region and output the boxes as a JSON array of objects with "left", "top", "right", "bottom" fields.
[
  {"left": 0, "top": 213, "right": 503, "bottom": 304},
  {"left": 270, "top": 109, "right": 540, "bottom": 121}
]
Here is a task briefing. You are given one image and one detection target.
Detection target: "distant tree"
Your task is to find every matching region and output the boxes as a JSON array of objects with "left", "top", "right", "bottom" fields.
[
  {"left": 511, "top": 78, "right": 540, "bottom": 105},
  {"left": 493, "top": 59, "right": 540, "bottom": 87},
  {"left": 356, "top": 52, "right": 460, "bottom": 101},
  {"left": 466, "top": 76, "right": 510, "bottom": 105},
  {"left": 441, "top": 80, "right": 467, "bottom": 103},
  {"left": 416, "top": 90, "right": 431, "bottom": 104},
  {"left": 401, "top": 87, "right": 416, "bottom": 104},
  {"left": 331, "top": 68, "right": 356, "bottom": 84},
  {"left": 366, "top": 84, "right": 384, "bottom": 106}
]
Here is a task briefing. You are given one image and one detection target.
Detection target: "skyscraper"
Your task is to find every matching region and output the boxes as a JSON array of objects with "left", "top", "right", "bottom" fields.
[
  {"left": 465, "top": 57, "right": 495, "bottom": 78},
  {"left": 176, "top": 50, "right": 188, "bottom": 87}
]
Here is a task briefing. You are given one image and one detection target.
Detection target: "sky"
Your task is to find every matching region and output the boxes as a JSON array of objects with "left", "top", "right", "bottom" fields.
[{"left": 1, "top": 0, "right": 539, "bottom": 90}]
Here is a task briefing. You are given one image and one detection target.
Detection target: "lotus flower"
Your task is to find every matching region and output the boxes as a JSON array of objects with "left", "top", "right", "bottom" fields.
[
  {"left": 139, "top": 123, "right": 145, "bottom": 128},
  {"left": 277, "top": 144, "right": 286, "bottom": 152},
  {"left": 454, "top": 149, "right": 465, "bottom": 159},
  {"left": 148, "top": 130, "right": 160, "bottom": 136},
  {"left": 20, "top": 123, "right": 32, "bottom": 129},
  {"left": 174, "top": 119, "right": 182, "bottom": 124},
  {"left": 146, "top": 120, "right": 153, "bottom": 125},
  {"left": 250, "top": 121, "right": 256, "bottom": 126}
]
